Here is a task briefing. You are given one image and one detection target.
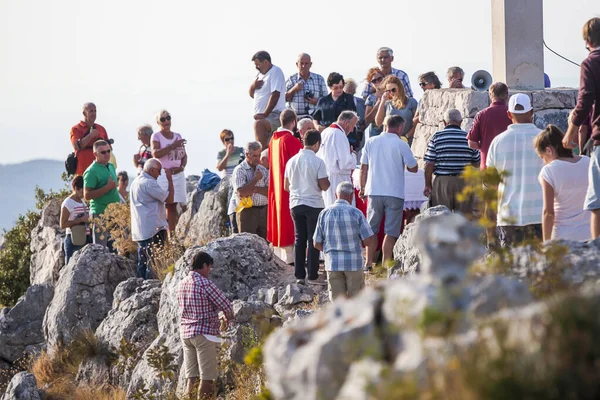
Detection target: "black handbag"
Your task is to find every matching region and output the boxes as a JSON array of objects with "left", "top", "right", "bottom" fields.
[{"left": 65, "top": 125, "right": 95, "bottom": 175}]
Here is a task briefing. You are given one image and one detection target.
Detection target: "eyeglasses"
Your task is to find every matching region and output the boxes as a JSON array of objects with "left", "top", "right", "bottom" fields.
[
  {"left": 419, "top": 82, "right": 428, "bottom": 87},
  {"left": 371, "top": 76, "right": 383, "bottom": 84},
  {"left": 224, "top": 136, "right": 234, "bottom": 142},
  {"left": 100, "top": 149, "right": 111, "bottom": 155},
  {"left": 160, "top": 115, "right": 172, "bottom": 123}
]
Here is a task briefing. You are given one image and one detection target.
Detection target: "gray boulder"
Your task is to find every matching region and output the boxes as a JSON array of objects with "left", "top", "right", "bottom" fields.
[
  {"left": 29, "top": 198, "right": 64, "bottom": 286},
  {"left": 43, "top": 244, "right": 135, "bottom": 354},
  {"left": 1, "top": 372, "right": 40, "bottom": 400},
  {"left": 177, "top": 177, "right": 231, "bottom": 245},
  {"left": 391, "top": 205, "right": 451, "bottom": 277},
  {"left": 127, "top": 234, "right": 289, "bottom": 398},
  {"left": 0, "top": 284, "right": 54, "bottom": 363}
]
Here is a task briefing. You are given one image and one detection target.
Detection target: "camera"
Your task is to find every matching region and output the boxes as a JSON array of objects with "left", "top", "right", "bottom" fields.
[{"left": 304, "top": 91, "right": 314, "bottom": 99}]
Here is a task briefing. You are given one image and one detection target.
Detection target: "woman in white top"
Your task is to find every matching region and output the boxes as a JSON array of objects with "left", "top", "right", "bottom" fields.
[
  {"left": 60, "top": 176, "right": 91, "bottom": 264},
  {"left": 534, "top": 125, "right": 591, "bottom": 241}
]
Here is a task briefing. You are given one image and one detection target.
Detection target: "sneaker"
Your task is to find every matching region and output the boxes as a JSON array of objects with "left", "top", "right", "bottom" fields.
[
  {"left": 307, "top": 279, "right": 327, "bottom": 286},
  {"left": 295, "top": 279, "right": 306, "bottom": 285}
]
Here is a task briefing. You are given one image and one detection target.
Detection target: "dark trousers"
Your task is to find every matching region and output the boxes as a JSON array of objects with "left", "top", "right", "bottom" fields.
[
  {"left": 137, "top": 230, "right": 168, "bottom": 279},
  {"left": 291, "top": 205, "right": 323, "bottom": 280},
  {"left": 237, "top": 206, "right": 267, "bottom": 239},
  {"left": 497, "top": 224, "right": 543, "bottom": 248},
  {"left": 432, "top": 175, "right": 473, "bottom": 216},
  {"left": 64, "top": 234, "right": 93, "bottom": 265},
  {"left": 229, "top": 213, "right": 239, "bottom": 234}
]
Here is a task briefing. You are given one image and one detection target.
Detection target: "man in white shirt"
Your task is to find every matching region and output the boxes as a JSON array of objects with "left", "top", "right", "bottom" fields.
[
  {"left": 487, "top": 93, "right": 544, "bottom": 247},
  {"left": 359, "top": 115, "right": 418, "bottom": 270},
  {"left": 316, "top": 111, "right": 359, "bottom": 207},
  {"left": 285, "top": 130, "right": 330, "bottom": 286},
  {"left": 130, "top": 158, "right": 173, "bottom": 279},
  {"left": 249, "top": 50, "right": 286, "bottom": 149}
]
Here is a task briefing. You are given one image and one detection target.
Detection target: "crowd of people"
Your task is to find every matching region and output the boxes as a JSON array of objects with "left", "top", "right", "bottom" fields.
[{"left": 55, "top": 18, "right": 600, "bottom": 399}]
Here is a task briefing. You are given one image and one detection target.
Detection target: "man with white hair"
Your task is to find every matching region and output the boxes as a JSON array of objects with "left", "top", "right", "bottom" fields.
[
  {"left": 130, "top": 158, "right": 173, "bottom": 279},
  {"left": 285, "top": 53, "right": 328, "bottom": 120},
  {"left": 424, "top": 109, "right": 480, "bottom": 216},
  {"left": 317, "top": 111, "right": 359, "bottom": 207},
  {"left": 361, "top": 47, "right": 413, "bottom": 99},
  {"left": 447, "top": 66, "right": 466, "bottom": 88},
  {"left": 232, "top": 141, "right": 269, "bottom": 239},
  {"left": 297, "top": 118, "right": 314, "bottom": 143},
  {"left": 314, "top": 181, "right": 375, "bottom": 300}
]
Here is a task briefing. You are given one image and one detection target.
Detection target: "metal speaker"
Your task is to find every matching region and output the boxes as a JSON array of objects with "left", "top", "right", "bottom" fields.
[{"left": 471, "top": 70, "right": 493, "bottom": 92}]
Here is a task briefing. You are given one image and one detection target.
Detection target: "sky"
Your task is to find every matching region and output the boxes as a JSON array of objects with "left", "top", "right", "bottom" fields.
[{"left": 0, "top": 0, "right": 598, "bottom": 177}]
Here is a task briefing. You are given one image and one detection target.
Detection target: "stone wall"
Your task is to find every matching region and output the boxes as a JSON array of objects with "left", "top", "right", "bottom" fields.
[{"left": 412, "top": 88, "right": 578, "bottom": 168}]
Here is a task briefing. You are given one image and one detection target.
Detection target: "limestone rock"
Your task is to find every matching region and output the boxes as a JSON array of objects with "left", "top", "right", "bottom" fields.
[
  {"left": 1, "top": 372, "right": 40, "bottom": 400},
  {"left": 127, "top": 234, "right": 289, "bottom": 398},
  {"left": 178, "top": 177, "right": 231, "bottom": 246},
  {"left": 29, "top": 198, "right": 64, "bottom": 286},
  {"left": 278, "top": 284, "right": 313, "bottom": 306},
  {"left": 43, "top": 245, "right": 135, "bottom": 354},
  {"left": 534, "top": 109, "right": 571, "bottom": 132},
  {"left": 265, "top": 287, "right": 278, "bottom": 306},
  {"left": 264, "top": 289, "right": 385, "bottom": 400},
  {"left": 0, "top": 284, "right": 54, "bottom": 363},
  {"left": 531, "top": 89, "right": 577, "bottom": 110},
  {"left": 467, "top": 275, "right": 533, "bottom": 317},
  {"left": 335, "top": 358, "right": 385, "bottom": 400},
  {"left": 391, "top": 205, "right": 451, "bottom": 277}
]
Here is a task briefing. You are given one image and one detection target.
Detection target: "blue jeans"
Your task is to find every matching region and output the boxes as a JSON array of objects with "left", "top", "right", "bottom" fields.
[
  {"left": 137, "top": 230, "right": 167, "bottom": 279},
  {"left": 64, "top": 234, "right": 92, "bottom": 265}
]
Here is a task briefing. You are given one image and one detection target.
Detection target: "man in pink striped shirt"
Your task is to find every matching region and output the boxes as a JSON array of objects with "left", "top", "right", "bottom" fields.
[{"left": 177, "top": 251, "right": 233, "bottom": 399}]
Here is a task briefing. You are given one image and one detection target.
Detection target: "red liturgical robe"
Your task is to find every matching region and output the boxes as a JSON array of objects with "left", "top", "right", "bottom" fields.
[{"left": 267, "top": 129, "right": 302, "bottom": 247}]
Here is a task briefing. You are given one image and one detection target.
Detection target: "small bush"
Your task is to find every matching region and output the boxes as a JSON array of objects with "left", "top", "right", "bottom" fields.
[{"left": 91, "top": 202, "right": 137, "bottom": 256}]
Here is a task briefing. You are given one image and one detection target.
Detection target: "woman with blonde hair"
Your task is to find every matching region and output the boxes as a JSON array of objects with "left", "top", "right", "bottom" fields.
[
  {"left": 375, "top": 75, "right": 418, "bottom": 141},
  {"left": 363, "top": 67, "right": 385, "bottom": 137},
  {"left": 151, "top": 109, "right": 187, "bottom": 233},
  {"left": 534, "top": 124, "right": 590, "bottom": 241}
]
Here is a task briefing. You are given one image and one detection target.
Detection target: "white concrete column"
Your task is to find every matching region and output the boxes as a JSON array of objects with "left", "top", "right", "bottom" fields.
[{"left": 491, "top": 0, "right": 545, "bottom": 89}]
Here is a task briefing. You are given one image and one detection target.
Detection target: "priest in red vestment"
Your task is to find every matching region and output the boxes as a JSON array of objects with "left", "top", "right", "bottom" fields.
[{"left": 268, "top": 109, "right": 303, "bottom": 262}]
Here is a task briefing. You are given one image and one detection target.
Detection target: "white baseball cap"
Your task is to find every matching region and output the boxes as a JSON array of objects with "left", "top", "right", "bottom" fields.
[{"left": 508, "top": 93, "right": 533, "bottom": 114}]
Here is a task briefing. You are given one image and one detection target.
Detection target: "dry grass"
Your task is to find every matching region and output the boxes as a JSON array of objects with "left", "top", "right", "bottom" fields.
[
  {"left": 149, "top": 237, "right": 186, "bottom": 281},
  {"left": 71, "top": 386, "right": 127, "bottom": 400}
]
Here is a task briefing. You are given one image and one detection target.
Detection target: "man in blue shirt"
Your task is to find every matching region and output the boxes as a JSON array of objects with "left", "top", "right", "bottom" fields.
[{"left": 314, "top": 182, "right": 375, "bottom": 300}]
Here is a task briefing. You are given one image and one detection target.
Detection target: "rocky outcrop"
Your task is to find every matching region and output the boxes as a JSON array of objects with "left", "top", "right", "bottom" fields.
[
  {"left": 127, "top": 233, "right": 290, "bottom": 398},
  {"left": 0, "top": 284, "right": 54, "bottom": 364},
  {"left": 1, "top": 372, "right": 40, "bottom": 400},
  {"left": 29, "top": 198, "right": 64, "bottom": 286},
  {"left": 263, "top": 214, "right": 536, "bottom": 400},
  {"left": 177, "top": 176, "right": 231, "bottom": 246},
  {"left": 390, "top": 205, "right": 451, "bottom": 278},
  {"left": 43, "top": 245, "right": 135, "bottom": 354}
]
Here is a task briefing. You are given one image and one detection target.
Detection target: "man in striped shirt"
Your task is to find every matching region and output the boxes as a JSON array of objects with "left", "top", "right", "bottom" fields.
[
  {"left": 424, "top": 109, "right": 481, "bottom": 216},
  {"left": 361, "top": 47, "right": 413, "bottom": 99},
  {"left": 177, "top": 251, "right": 233, "bottom": 399}
]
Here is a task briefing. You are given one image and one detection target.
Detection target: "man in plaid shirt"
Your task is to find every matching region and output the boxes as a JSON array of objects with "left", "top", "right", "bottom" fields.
[
  {"left": 314, "top": 181, "right": 375, "bottom": 300},
  {"left": 361, "top": 47, "right": 413, "bottom": 99},
  {"left": 285, "top": 53, "right": 328, "bottom": 119},
  {"left": 177, "top": 251, "right": 233, "bottom": 399}
]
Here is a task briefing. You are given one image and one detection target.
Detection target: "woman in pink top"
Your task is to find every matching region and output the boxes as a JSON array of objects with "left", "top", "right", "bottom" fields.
[{"left": 151, "top": 109, "right": 188, "bottom": 233}]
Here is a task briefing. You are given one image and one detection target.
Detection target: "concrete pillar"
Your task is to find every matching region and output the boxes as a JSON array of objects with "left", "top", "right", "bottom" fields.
[{"left": 491, "top": 0, "right": 544, "bottom": 89}]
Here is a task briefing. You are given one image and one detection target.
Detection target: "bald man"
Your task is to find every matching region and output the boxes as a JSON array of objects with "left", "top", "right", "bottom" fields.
[
  {"left": 70, "top": 102, "right": 110, "bottom": 176},
  {"left": 285, "top": 53, "right": 328, "bottom": 119},
  {"left": 268, "top": 109, "right": 303, "bottom": 263}
]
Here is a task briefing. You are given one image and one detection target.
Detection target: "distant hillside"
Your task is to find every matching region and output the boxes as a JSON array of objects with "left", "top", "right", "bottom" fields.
[{"left": 0, "top": 159, "right": 66, "bottom": 232}]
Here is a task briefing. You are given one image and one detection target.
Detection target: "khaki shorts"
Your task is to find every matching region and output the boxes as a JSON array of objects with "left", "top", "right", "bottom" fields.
[
  {"left": 327, "top": 271, "right": 364, "bottom": 301},
  {"left": 182, "top": 334, "right": 219, "bottom": 380}
]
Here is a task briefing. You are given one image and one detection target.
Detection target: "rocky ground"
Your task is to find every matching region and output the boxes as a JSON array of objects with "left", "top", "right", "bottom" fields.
[{"left": 2, "top": 177, "right": 600, "bottom": 399}]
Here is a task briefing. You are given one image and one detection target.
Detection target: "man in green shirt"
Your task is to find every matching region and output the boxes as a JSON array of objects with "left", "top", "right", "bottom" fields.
[{"left": 84, "top": 140, "right": 121, "bottom": 248}]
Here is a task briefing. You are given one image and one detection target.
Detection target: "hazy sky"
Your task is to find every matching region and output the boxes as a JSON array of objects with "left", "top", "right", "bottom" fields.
[{"left": 0, "top": 0, "right": 597, "bottom": 176}]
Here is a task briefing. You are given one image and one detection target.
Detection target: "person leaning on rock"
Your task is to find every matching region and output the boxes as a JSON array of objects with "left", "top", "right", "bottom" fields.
[
  {"left": 130, "top": 158, "right": 173, "bottom": 279},
  {"left": 314, "top": 182, "right": 376, "bottom": 301},
  {"left": 83, "top": 140, "right": 120, "bottom": 250},
  {"left": 177, "top": 251, "right": 233, "bottom": 400}
]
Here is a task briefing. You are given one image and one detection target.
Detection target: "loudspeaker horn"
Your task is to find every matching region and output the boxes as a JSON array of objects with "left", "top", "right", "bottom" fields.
[{"left": 471, "top": 70, "right": 493, "bottom": 92}]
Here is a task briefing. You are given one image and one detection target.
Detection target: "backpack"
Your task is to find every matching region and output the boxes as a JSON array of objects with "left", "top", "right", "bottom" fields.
[{"left": 65, "top": 152, "right": 78, "bottom": 175}]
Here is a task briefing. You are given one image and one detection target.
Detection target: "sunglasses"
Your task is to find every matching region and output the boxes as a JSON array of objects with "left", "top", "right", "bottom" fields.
[
  {"left": 419, "top": 81, "right": 428, "bottom": 87},
  {"left": 224, "top": 136, "right": 234, "bottom": 142},
  {"left": 386, "top": 88, "right": 397, "bottom": 93},
  {"left": 370, "top": 76, "right": 383, "bottom": 84},
  {"left": 160, "top": 115, "right": 172, "bottom": 122},
  {"left": 100, "top": 149, "right": 111, "bottom": 155}
]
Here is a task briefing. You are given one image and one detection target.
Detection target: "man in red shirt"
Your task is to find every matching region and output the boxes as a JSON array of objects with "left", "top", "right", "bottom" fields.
[
  {"left": 70, "top": 102, "right": 109, "bottom": 176},
  {"left": 467, "top": 82, "right": 512, "bottom": 169},
  {"left": 177, "top": 251, "right": 233, "bottom": 399}
]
